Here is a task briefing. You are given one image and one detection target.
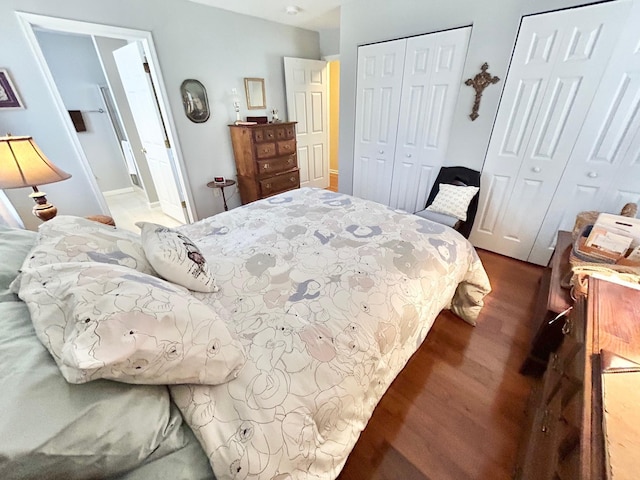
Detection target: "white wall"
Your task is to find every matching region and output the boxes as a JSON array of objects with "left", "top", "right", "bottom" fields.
[
  {"left": 319, "top": 28, "right": 340, "bottom": 57},
  {"left": 93, "top": 35, "right": 159, "bottom": 203},
  {"left": 0, "top": 0, "right": 320, "bottom": 227},
  {"left": 338, "top": 0, "right": 610, "bottom": 194},
  {"left": 35, "top": 29, "right": 132, "bottom": 194}
]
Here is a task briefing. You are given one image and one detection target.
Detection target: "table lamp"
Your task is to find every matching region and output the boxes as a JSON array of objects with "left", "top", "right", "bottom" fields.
[{"left": 0, "top": 134, "right": 72, "bottom": 221}]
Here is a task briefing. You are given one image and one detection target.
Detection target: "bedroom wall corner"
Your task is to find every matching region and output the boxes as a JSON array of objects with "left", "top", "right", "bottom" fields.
[{"left": 1, "top": 0, "right": 321, "bottom": 224}]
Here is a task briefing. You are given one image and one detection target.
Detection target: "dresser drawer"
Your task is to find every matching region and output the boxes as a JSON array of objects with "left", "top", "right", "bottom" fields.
[
  {"left": 252, "top": 128, "right": 277, "bottom": 143},
  {"left": 256, "top": 155, "right": 297, "bottom": 178},
  {"left": 255, "top": 143, "right": 276, "bottom": 159},
  {"left": 278, "top": 124, "right": 296, "bottom": 139},
  {"left": 277, "top": 139, "right": 296, "bottom": 156},
  {"left": 259, "top": 170, "right": 300, "bottom": 197}
]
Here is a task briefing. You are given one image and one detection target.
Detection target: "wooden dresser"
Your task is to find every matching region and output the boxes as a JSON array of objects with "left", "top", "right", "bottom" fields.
[
  {"left": 229, "top": 122, "right": 299, "bottom": 204},
  {"left": 514, "top": 277, "right": 640, "bottom": 479}
]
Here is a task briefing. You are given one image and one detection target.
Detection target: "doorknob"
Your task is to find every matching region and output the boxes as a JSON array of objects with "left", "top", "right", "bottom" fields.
[
  {"left": 587, "top": 171, "right": 598, "bottom": 178},
  {"left": 532, "top": 166, "right": 541, "bottom": 173}
]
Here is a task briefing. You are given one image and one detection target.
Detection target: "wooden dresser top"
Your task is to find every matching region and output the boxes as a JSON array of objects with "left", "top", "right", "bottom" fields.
[{"left": 587, "top": 277, "right": 640, "bottom": 480}]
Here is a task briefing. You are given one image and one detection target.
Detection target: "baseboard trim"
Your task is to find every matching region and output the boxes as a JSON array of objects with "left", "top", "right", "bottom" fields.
[
  {"left": 102, "top": 187, "right": 135, "bottom": 197},
  {"left": 148, "top": 201, "right": 161, "bottom": 209}
]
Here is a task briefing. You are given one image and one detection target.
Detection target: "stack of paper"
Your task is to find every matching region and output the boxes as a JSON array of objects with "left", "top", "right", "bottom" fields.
[{"left": 581, "top": 213, "right": 640, "bottom": 264}]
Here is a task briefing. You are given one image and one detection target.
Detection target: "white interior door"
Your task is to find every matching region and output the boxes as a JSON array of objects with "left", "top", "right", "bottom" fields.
[
  {"left": 470, "top": 1, "right": 630, "bottom": 262},
  {"left": 528, "top": 1, "right": 640, "bottom": 264},
  {"left": 389, "top": 27, "right": 471, "bottom": 213},
  {"left": 284, "top": 57, "right": 328, "bottom": 188},
  {"left": 113, "top": 42, "right": 186, "bottom": 223},
  {"left": 352, "top": 39, "right": 406, "bottom": 205}
]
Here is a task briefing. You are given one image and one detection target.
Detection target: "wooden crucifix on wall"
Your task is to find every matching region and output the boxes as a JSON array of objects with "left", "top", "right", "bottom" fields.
[{"left": 465, "top": 63, "right": 500, "bottom": 121}]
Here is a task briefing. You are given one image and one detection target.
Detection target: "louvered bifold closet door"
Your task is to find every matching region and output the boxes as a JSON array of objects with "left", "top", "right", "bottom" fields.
[
  {"left": 470, "top": 1, "right": 631, "bottom": 263},
  {"left": 528, "top": 1, "right": 640, "bottom": 265},
  {"left": 389, "top": 27, "right": 471, "bottom": 213},
  {"left": 353, "top": 39, "right": 407, "bottom": 205}
]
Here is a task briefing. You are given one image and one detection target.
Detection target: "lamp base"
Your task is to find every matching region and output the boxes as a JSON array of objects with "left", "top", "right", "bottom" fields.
[{"left": 29, "top": 190, "right": 58, "bottom": 221}]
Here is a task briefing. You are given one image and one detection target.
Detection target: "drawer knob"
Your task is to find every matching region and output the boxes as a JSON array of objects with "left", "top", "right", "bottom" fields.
[
  {"left": 406, "top": 153, "right": 412, "bottom": 158},
  {"left": 379, "top": 150, "right": 384, "bottom": 154},
  {"left": 541, "top": 409, "right": 550, "bottom": 434},
  {"left": 587, "top": 171, "right": 598, "bottom": 178},
  {"left": 287, "top": 158, "right": 293, "bottom": 164},
  {"left": 263, "top": 163, "right": 270, "bottom": 170},
  {"left": 265, "top": 183, "right": 272, "bottom": 189},
  {"left": 532, "top": 166, "right": 541, "bottom": 173},
  {"left": 290, "top": 177, "right": 295, "bottom": 182},
  {"left": 562, "top": 319, "right": 572, "bottom": 335}
]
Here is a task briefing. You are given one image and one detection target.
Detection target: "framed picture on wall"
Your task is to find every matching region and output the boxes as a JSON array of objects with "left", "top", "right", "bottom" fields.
[{"left": 0, "top": 69, "right": 24, "bottom": 109}]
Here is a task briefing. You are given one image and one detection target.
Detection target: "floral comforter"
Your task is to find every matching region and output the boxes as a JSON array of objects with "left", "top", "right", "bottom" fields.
[{"left": 171, "top": 188, "right": 491, "bottom": 480}]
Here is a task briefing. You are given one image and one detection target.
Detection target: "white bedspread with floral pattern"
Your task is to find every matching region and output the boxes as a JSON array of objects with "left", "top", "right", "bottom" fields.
[{"left": 171, "top": 188, "right": 491, "bottom": 480}]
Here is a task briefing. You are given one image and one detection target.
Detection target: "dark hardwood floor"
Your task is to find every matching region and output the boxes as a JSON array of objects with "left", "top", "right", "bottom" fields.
[{"left": 338, "top": 249, "right": 544, "bottom": 480}]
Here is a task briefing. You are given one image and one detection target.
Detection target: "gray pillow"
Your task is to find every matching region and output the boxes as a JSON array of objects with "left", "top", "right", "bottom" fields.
[
  {"left": 0, "top": 226, "right": 37, "bottom": 302},
  {"left": 0, "top": 300, "right": 186, "bottom": 480}
]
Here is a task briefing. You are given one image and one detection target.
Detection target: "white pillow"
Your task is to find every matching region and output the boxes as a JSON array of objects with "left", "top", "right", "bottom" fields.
[
  {"left": 137, "top": 222, "right": 217, "bottom": 293},
  {"left": 17, "top": 262, "right": 245, "bottom": 385},
  {"left": 425, "top": 183, "right": 479, "bottom": 221},
  {"left": 23, "top": 215, "right": 156, "bottom": 275}
]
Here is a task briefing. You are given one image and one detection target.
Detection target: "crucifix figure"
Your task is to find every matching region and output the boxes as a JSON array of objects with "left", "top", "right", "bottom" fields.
[{"left": 465, "top": 63, "right": 500, "bottom": 121}]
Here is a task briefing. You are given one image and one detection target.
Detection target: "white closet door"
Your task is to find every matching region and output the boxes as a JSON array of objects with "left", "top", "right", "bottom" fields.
[
  {"left": 529, "top": 1, "right": 640, "bottom": 264},
  {"left": 389, "top": 27, "right": 471, "bottom": 213},
  {"left": 353, "top": 39, "right": 406, "bottom": 204},
  {"left": 470, "top": 1, "right": 630, "bottom": 261}
]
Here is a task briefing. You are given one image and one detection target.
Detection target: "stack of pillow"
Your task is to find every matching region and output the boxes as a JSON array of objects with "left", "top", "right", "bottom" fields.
[{"left": 1, "top": 217, "right": 245, "bottom": 479}]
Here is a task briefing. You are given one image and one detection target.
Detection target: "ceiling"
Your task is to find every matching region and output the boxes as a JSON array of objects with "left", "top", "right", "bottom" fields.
[{"left": 187, "top": 0, "right": 342, "bottom": 32}]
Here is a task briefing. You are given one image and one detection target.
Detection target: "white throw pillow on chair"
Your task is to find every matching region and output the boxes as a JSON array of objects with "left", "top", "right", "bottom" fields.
[{"left": 424, "top": 184, "right": 479, "bottom": 222}]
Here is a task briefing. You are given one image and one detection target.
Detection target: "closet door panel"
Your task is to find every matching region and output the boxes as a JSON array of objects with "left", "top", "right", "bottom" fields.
[
  {"left": 389, "top": 27, "right": 471, "bottom": 213},
  {"left": 529, "top": 2, "right": 640, "bottom": 265},
  {"left": 471, "top": 0, "right": 631, "bottom": 262},
  {"left": 353, "top": 39, "right": 406, "bottom": 203}
]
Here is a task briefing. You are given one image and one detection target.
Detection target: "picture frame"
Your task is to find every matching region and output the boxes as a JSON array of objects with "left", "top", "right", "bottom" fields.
[
  {"left": 180, "top": 79, "right": 210, "bottom": 123},
  {"left": 244, "top": 77, "right": 266, "bottom": 110},
  {"left": 0, "top": 69, "right": 24, "bottom": 109}
]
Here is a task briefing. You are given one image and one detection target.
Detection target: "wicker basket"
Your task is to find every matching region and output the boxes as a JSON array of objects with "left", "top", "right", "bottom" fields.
[{"left": 568, "top": 224, "right": 640, "bottom": 296}]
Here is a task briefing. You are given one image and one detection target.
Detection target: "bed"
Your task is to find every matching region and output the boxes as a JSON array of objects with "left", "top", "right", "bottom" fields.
[{"left": 0, "top": 187, "right": 491, "bottom": 480}]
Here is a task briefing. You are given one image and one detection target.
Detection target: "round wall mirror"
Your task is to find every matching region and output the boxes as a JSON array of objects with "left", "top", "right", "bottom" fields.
[{"left": 180, "top": 79, "right": 210, "bottom": 123}]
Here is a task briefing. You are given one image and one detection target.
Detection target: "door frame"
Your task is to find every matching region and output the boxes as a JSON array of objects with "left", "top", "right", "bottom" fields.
[
  {"left": 284, "top": 56, "right": 329, "bottom": 189},
  {"left": 15, "top": 11, "right": 195, "bottom": 223},
  {"left": 323, "top": 54, "right": 340, "bottom": 189}
]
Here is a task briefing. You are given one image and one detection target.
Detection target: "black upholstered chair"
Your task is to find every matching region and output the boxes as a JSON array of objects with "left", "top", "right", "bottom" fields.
[{"left": 414, "top": 166, "right": 481, "bottom": 239}]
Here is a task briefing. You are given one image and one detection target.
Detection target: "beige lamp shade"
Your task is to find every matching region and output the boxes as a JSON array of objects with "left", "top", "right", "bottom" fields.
[
  {"left": 0, "top": 135, "right": 72, "bottom": 221},
  {"left": 0, "top": 135, "right": 71, "bottom": 189}
]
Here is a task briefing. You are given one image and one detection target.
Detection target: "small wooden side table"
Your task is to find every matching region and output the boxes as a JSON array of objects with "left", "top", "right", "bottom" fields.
[{"left": 206, "top": 179, "right": 236, "bottom": 211}]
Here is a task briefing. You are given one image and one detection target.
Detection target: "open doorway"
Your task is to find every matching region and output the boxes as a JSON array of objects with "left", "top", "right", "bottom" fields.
[
  {"left": 16, "top": 12, "right": 195, "bottom": 231},
  {"left": 327, "top": 57, "right": 340, "bottom": 192}
]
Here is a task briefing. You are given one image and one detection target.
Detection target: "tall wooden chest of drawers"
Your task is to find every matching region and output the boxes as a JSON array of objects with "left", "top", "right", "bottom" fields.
[
  {"left": 514, "top": 277, "right": 640, "bottom": 479},
  {"left": 229, "top": 122, "right": 299, "bottom": 204}
]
